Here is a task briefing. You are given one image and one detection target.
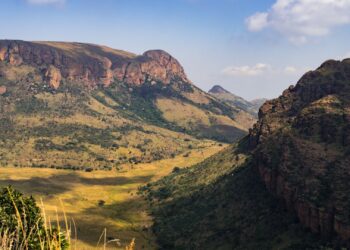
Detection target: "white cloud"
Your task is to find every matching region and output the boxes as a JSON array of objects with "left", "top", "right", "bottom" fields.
[
  {"left": 26, "top": 0, "right": 65, "bottom": 5},
  {"left": 284, "top": 66, "right": 298, "bottom": 74},
  {"left": 246, "top": 12, "right": 268, "bottom": 31},
  {"left": 246, "top": 0, "right": 350, "bottom": 44},
  {"left": 221, "top": 63, "right": 271, "bottom": 76},
  {"left": 222, "top": 64, "right": 306, "bottom": 77}
]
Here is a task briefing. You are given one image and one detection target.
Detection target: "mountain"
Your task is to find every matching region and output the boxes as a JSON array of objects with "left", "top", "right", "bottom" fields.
[
  {"left": 0, "top": 40, "right": 254, "bottom": 170},
  {"left": 143, "top": 59, "right": 350, "bottom": 249},
  {"left": 250, "top": 98, "right": 268, "bottom": 112},
  {"left": 249, "top": 59, "right": 350, "bottom": 243},
  {"left": 208, "top": 85, "right": 266, "bottom": 116}
]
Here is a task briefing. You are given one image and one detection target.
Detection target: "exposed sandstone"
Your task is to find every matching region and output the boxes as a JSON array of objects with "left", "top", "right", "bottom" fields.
[
  {"left": 44, "top": 66, "right": 61, "bottom": 89},
  {"left": 0, "top": 86, "right": 6, "bottom": 95},
  {"left": 0, "top": 40, "right": 189, "bottom": 89}
]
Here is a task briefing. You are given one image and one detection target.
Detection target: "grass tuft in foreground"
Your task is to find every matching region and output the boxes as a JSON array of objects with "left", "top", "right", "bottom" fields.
[
  {"left": 0, "top": 186, "right": 69, "bottom": 250},
  {"left": 0, "top": 186, "right": 136, "bottom": 250}
]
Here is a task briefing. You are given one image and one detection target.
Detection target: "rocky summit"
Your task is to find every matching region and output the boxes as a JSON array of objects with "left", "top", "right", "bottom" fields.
[
  {"left": 0, "top": 40, "right": 188, "bottom": 89},
  {"left": 208, "top": 85, "right": 231, "bottom": 94}
]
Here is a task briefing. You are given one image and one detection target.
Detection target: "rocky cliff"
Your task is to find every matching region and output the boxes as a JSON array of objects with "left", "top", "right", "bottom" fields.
[
  {"left": 249, "top": 59, "right": 350, "bottom": 243},
  {"left": 0, "top": 40, "right": 188, "bottom": 89}
]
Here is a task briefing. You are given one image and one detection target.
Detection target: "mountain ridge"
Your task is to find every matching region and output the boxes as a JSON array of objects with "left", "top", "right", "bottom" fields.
[
  {"left": 208, "top": 84, "right": 266, "bottom": 116},
  {"left": 0, "top": 39, "right": 258, "bottom": 170},
  {"left": 0, "top": 40, "right": 188, "bottom": 89}
]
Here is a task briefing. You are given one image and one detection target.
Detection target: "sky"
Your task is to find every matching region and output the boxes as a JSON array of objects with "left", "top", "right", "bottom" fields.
[{"left": 2, "top": 0, "right": 350, "bottom": 100}]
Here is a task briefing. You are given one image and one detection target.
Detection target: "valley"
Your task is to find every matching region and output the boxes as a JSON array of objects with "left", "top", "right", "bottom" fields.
[
  {"left": 0, "top": 142, "right": 224, "bottom": 249},
  {"left": 1, "top": 38, "right": 350, "bottom": 250}
]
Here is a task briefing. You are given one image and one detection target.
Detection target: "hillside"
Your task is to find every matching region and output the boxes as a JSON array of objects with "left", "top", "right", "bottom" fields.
[
  {"left": 0, "top": 40, "right": 254, "bottom": 170},
  {"left": 144, "top": 59, "right": 350, "bottom": 249},
  {"left": 142, "top": 143, "right": 324, "bottom": 249},
  {"left": 249, "top": 59, "right": 350, "bottom": 244},
  {"left": 250, "top": 98, "right": 268, "bottom": 112},
  {"left": 208, "top": 85, "right": 266, "bottom": 117}
]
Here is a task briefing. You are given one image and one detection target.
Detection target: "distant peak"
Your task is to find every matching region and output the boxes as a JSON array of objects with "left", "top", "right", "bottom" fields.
[{"left": 209, "top": 85, "right": 230, "bottom": 94}]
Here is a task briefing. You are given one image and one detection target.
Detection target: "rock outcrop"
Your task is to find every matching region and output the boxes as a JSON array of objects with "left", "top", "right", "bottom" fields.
[
  {"left": 249, "top": 59, "right": 350, "bottom": 243},
  {"left": 0, "top": 86, "right": 6, "bottom": 95},
  {"left": 0, "top": 40, "right": 189, "bottom": 88},
  {"left": 44, "top": 66, "right": 61, "bottom": 89}
]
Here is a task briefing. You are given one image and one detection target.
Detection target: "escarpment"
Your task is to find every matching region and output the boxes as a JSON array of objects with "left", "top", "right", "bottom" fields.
[
  {"left": 0, "top": 40, "right": 188, "bottom": 89},
  {"left": 249, "top": 59, "right": 350, "bottom": 243}
]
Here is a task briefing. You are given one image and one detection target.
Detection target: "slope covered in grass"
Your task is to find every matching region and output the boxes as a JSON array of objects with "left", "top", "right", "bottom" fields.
[
  {"left": 142, "top": 143, "right": 328, "bottom": 249},
  {"left": 0, "top": 76, "right": 221, "bottom": 170}
]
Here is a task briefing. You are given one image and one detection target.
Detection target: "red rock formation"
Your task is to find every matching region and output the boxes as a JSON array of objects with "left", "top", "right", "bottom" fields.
[
  {"left": 0, "top": 40, "right": 189, "bottom": 88},
  {"left": 44, "top": 66, "right": 61, "bottom": 89},
  {"left": 0, "top": 86, "right": 6, "bottom": 95}
]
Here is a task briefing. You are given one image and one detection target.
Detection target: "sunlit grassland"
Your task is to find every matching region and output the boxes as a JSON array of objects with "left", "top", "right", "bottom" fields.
[{"left": 0, "top": 143, "right": 225, "bottom": 249}]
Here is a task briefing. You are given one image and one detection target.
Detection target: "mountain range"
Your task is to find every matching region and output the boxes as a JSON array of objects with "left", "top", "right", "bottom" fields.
[
  {"left": 3, "top": 39, "right": 349, "bottom": 249},
  {"left": 0, "top": 40, "right": 256, "bottom": 170},
  {"left": 209, "top": 85, "right": 267, "bottom": 117}
]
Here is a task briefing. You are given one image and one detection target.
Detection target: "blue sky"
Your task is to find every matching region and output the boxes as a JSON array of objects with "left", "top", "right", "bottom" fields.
[{"left": 2, "top": 0, "right": 350, "bottom": 99}]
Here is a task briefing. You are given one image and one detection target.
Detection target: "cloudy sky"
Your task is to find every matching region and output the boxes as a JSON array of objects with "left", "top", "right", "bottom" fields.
[{"left": 2, "top": 0, "right": 350, "bottom": 100}]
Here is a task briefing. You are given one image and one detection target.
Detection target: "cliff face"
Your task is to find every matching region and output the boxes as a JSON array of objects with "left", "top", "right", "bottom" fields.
[
  {"left": 249, "top": 59, "right": 350, "bottom": 242},
  {"left": 0, "top": 40, "right": 188, "bottom": 89}
]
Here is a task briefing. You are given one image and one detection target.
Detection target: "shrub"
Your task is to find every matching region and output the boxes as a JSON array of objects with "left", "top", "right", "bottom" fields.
[
  {"left": 98, "top": 200, "right": 105, "bottom": 207},
  {"left": 172, "top": 167, "right": 181, "bottom": 173},
  {"left": 0, "top": 186, "right": 69, "bottom": 249}
]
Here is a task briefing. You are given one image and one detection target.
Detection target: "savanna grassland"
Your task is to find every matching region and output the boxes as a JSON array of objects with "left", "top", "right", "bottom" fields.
[
  {"left": 0, "top": 143, "right": 225, "bottom": 249},
  {"left": 0, "top": 40, "right": 257, "bottom": 250}
]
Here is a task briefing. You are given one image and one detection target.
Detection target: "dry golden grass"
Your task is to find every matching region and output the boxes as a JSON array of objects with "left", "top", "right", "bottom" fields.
[
  {"left": 180, "top": 89, "right": 211, "bottom": 104},
  {"left": 0, "top": 64, "right": 37, "bottom": 82},
  {"left": 156, "top": 97, "right": 249, "bottom": 131},
  {"left": 156, "top": 98, "right": 211, "bottom": 127},
  {"left": 230, "top": 111, "right": 256, "bottom": 131},
  {"left": 2, "top": 89, "right": 212, "bottom": 170},
  {"left": 0, "top": 143, "right": 225, "bottom": 250},
  {"left": 33, "top": 42, "right": 136, "bottom": 59}
]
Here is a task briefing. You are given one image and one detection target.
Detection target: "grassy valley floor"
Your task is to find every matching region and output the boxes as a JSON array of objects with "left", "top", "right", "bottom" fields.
[{"left": 0, "top": 142, "right": 225, "bottom": 249}]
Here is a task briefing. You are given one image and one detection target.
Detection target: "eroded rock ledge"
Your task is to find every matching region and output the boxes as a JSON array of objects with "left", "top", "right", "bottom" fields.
[{"left": 0, "top": 40, "right": 189, "bottom": 89}]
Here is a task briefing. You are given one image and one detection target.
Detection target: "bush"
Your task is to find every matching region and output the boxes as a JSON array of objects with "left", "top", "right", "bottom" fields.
[
  {"left": 172, "top": 167, "right": 181, "bottom": 173},
  {"left": 0, "top": 186, "right": 69, "bottom": 249},
  {"left": 15, "top": 97, "right": 48, "bottom": 114},
  {"left": 98, "top": 200, "right": 105, "bottom": 207}
]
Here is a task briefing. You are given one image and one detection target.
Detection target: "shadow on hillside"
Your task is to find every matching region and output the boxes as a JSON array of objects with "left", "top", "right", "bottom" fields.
[
  {"left": 148, "top": 162, "right": 324, "bottom": 250},
  {"left": 62, "top": 196, "right": 154, "bottom": 248},
  {"left": 0, "top": 172, "right": 153, "bottom": 196}
]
